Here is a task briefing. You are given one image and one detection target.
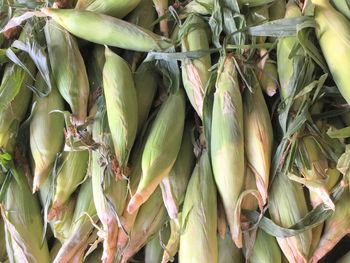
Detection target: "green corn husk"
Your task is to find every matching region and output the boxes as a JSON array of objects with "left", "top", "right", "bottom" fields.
[
  {"left": 160, "top": 122, "right": 195, "bottom": 263},
  {"left": 145, "top": 225, "right": 170, "bottom": 263},
  {"left": 218, "top": 232, "right": 244, "bottom": 263},
  {"left": 179, "top": 149, "right": 217, "bottom": 263},
  {"left": 250, "top": 229, "right": 282, "bottom": 263},
  {"left": 86, "top": 45, "right": 105, "bottom": 92},
  {"left": 48, "top": 150, "right": 89, "bottom": 221},
  {"left": 53, "top": 177, "right": 97, "bottom": 263},
  {"left": 313, "top": 0, "right": 350, "bottom": 104},
  {"left": 44, "top": 19, "right": 89, "bottom": 125},
  {"left": 269, "top": 0, "right": 286, "bottom": 21},
  {"left": 184, "top": 0, "right": 214, "bottom": 15},
  {"left": 337, "top": 250, "right": 350, "bottom": 263},
  {"left": 238, "top": 0, "right": 274, "bottom": 7},
  {"left": 243, "top": 72, "right": 273, "bottom": 205},
  {"left": 276, "top": 0, "right": 301, "bottom": 100},
  {"left": 123, "top": 0, "right": 157, "bottom": 71},
  {"left": 310, "top": 188, "right": 350, "bottom": 263},
  {"left": 269, "top": 173, "right": 312, "bottom": 263},
  {"left": 2, "top": 164, "right": 50, "bottom": 263},
  {"left": 49, "top": 241, "right": 62, "bottom": 262},
  {"left": 30, "top": 73, "right": 64, "bottom": 193},
  {"left": 247, "top": 6, "right": 269, "bottom": 44},
  {"left": 41, "top": 8, "right": 173, "bottom": 52},
  {"left": 331, "top": 0, "right": 350, "bottom": 21},
  {"left": 0, "top": 217, "right": 7, "bottom": 262},
  {"left": 134, "top": 62, "right": 158, "bottom": 133},
  {"left": 127, "top": 89, "right": 186, "bottom": 214},
  {"left": 103, "top": 47, "right": 138, "bottom": 176},
  {"left": 210, "top": 54, "right": 244, "bottom": 248},
  {"left": 0, "top": 26, "right": 36, "bottom": 153},
  {"left": 76, "top": 0, "right": 141, "bottom": 18},
  {"left": 257, "top": 49, "right": 278, "bottom": 97},
  {"left": 91, "top": 103, "right": 128, "bottom": 263},
  {"left": 181, "top": 14, "right": 211, "bottom": 120},
  {"left": 120, "top": 187, "right": 168, "bottom": 263}
]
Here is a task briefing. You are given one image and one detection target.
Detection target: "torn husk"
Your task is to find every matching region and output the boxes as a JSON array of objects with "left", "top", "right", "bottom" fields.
[
  {"left": 91, "top": 104, "right": 128, "bottom": 263},
  {"left": 310, "top": 188, "right": 350, "bottom": 263},
  {"left": 120, "top": 187, "right": 168, "bottom": 263},
  {"left": 179, "top": 149, "right": 218, "bottom": 263}
]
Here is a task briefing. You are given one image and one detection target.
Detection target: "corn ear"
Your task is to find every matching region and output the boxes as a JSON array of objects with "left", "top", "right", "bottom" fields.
[
  {"left": 179, "top": 149, "right": 217, "bottom": 263},
  {"left": 269, "top": 173, "right": 312, "bottom": 263},
  {"left": 125, "top": 0, "right": 157, "bottom": 30},
  {"left": 48, "top": 150, "right": 89, "bottom": 221},
  {"left": 257, "top": 49, "right": 278, "bottom": 97},
  {"left": 184, "top": 0, "right": 214, "bottom": 15},
  {"left": 145, "top": 225, "right": 170, "bottom": 263},
  {"left": 2, "top": 165, "right": 50, "bottom": 263},
  {"left": 250, "top": 229, "right": 282, "bottom": 263},
  {"left": 53, "top": 178, "right": 97, "bottom": 263},
  {"left": 181, "top": 14, "right": 211, "bottom": 119},
  {"left": 218, "top": 231, "right": 244, "bottom": 263},
  {"left": 86, "top": 45, "right": 105, "bottom": 92},
  {"left": 210, "top": 54, "right": 244, "bottom": 247},
  {"left": 76, "top": 0, "right": 141, "bottom": 18},
  {"left": 91, "top": 105, "right": 128, "bottom": 263},
  {"left": 30, "top": 73, "right": 64, "bottom": 193},
  {"left": 103, "top": 47, "right": 138, "bottom": 176},
  {"left": 134, "top": 62, "right": 158, "bottom": 133},
  {"left": 44, "top": 20, "right": 89, "bottom": 125},
  {"left": 120, "top": 187, "right": 168, "bottom": 263},
  {"left": 127, "top": 89, "right": 186, "bottom": 214},
  {"left": 247, "top": 6, "right": 269, "bottom": 44},
  {"left": 311, "top": 188, "right": 350, "bottom": 263},
  {"left": 313, "top": 0, "right": 350, "bottom": 104},
  {"left": 243, "top": 73, "right": 273, "bottom": 205},
  {"left": 41, "top": 8, "right": 173, "bottom": 52},
  {"left": 277, "top": 0, "right": 301, "bottom": 100}
]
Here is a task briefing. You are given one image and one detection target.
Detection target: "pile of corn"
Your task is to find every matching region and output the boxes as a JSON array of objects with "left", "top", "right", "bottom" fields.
[{"left": 1, "top": 0, "right": 350, "bottom": 262}]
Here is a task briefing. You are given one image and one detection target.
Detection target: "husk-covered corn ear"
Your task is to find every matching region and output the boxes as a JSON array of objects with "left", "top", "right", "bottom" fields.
[
  {"left": 218, "top": 231, "right": 244, "bottom": 263},
  {"left": 48, "top": 150, "right": 89, "bottom": 221},
  {"left": 53, "top": 178, "right": 97, "bottom": 263},
  {"left": 160, "top": 121, "right": 195, "bottom": 262},
  {"left": 45, "top": 19, "right": 89, "bottom": 125},
  {"left": 269, "top": 173, "right": 312, "bottom": 263},
  {"left": 181, "top": 14, "right": 211, "bottom": 119},
  {"left": 41, "top": 8, "right": 173, "bottom": 52},
  {"left": 134, "top": 62, "right": 158, "bottom": 133},
  {"left": 313, "top": 0, "right": 350, "bottom": 104},
  {"left": 120, "top": 187, "right": 168, "bottom": 263},
  {"left": 103, "top": 47, "right": 138, "bottom": 177},
  {"left": 257, "top": 49, "right": 278, "bottom": 97},
  {"left": 76, "top": 0, "right": 141, "bottom": 18},
  {"left": 243, "top": 72, "right": 273, "bottom": 205},
  {"left": 310, "top": 188, "right": 350, "bottom": 263},
  {"left": 0, "top": 24, "right": 36, "bottom": 153},
  {"left": 179, "top": 149, "right": 217, "bottom": 263},
  {"left": 250, "top": 229, "right": 282, "bottom": 263},
  {"left": 184, "top": 0, "right": 214, "bottom": 15},
  {"left": 277, "top": 0, "right": 301, "bottom": 99},
  {"left": 145, "top": 225, "right": 170, "bottom": 263},
  {"left": 1, "top": 163, "right": 50, "bottom": 263},
  {"left": 125, "top": 0, "right": 156, "bottom": 30},
  {"left": 210, "top": 54, "right": 244, "bottom": 247},
  {"left": 331, "top": 0, "right": 350, "bottom": 20},
  {"left": 91, "top": 104, "right": 128, "bottom": 263},
  {"left": 127, "top": 89, "right": 186, "bottom": 214},
  {"left": 241, "top": 166, "right": 259, "bottom": 211},
  {"left": 30, "top": 73, "right": 64, "bottom": 193}
]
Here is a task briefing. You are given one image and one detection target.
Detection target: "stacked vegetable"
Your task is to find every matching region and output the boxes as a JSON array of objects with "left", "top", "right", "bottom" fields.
[{"left": 0, "top": 0, "right": 350, "bottom": 262}]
